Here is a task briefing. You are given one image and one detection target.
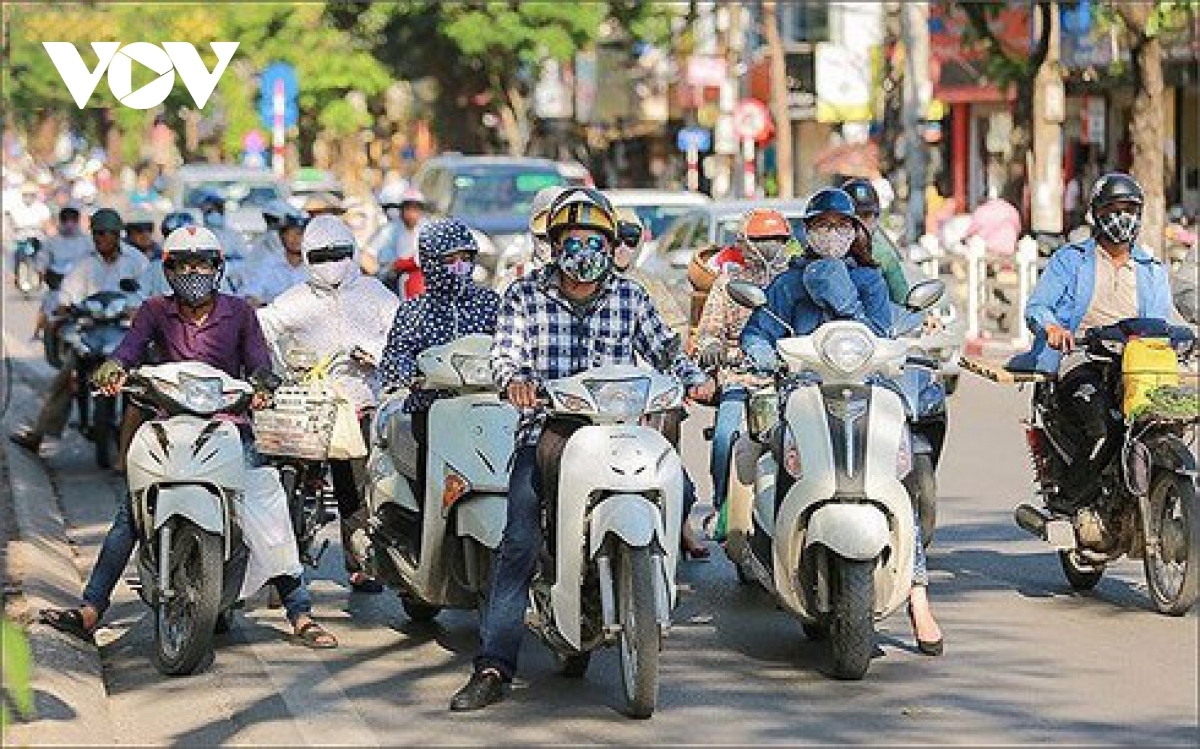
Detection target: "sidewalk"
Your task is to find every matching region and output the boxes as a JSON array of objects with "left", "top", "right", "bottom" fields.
[{"left": 2, "top": 336, "right": 115, "bottom": 745}]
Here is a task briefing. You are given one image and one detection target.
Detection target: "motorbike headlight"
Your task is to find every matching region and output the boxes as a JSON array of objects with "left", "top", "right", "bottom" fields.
[
  {"left": 819, "top": 329, "right": 875, "bottom": 374},
  {"left": 451, "top": 353, "right": 493, "bottom": 387},
  {"left": 584, "top": 377, "right": 650, "bottom": 421},
  {"left": 551, "top": 390, "right": 592, "bottom": 413},
  {"left": 648, "top": 385, "right": 682, "bottom": 412},
  {"left": 177, "top": 373, "right": 225, "bottom": 413}
]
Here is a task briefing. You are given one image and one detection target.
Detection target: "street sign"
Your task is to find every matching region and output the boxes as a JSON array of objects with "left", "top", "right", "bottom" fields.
[
  {"left": 733, "top": 99, "right": 770, "bottom": 142},
  {"left": 258, "top": 62, "right": 299, "bottom": 130},
  {"left": 676, "top": 127, "right": 712, "bottom": 154}
]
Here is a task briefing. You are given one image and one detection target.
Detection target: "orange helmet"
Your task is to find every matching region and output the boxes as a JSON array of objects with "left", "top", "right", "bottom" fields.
[{"left": 738, "top": 208, "right": 792, "bottom": 242}]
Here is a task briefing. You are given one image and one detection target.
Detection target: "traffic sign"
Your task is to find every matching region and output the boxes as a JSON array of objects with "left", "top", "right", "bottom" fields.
[
  {"left": 676, "top": 127, "right": 712, "bottom": 154},
  {"left": 258, "top": 62, "right": 299, "bottom": 129},
  {"left": 733, "top": 98, "right": 771, "bottom": 142}
]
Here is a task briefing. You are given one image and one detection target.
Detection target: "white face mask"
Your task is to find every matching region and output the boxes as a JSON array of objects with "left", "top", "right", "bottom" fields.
[
  {"left": 309, "top": 258, "right": 355, "bottom": 288},
  {"left": 808, "top": 225, "right": 856, "bottom": 259}
]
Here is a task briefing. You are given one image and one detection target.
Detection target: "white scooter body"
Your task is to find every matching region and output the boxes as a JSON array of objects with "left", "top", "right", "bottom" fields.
[
  {"left": 362, "top": 334, "right": 516, "bottom": 610},
  {"left": 743, "top": 322, "right": 916, "bottom": 627},
  {"left": 535, "top": 364, "right": 684, "bottom": 650}
]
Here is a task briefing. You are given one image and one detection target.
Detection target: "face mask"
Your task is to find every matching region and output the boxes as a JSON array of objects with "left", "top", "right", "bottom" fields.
[
  {"left": 385, "top": 206, "right": 402, "bottom": 221},
  {"left": 447, "top": 258, "right": 474, "bottom": 278},
  {"left": 747, "top": 239, "right": 788, "bottom": 270},
  {"left": 557, "top": 235, "right": 612, "bottom": 284},
  {"left": 1096, "top": 209, "right": 1141, "bottom": 245},
  {"left": 204, "top": 211, "right": 225, "bottom": 229},
  {"left": 166, "top": 270, "right": 219, "bottom": 306},
  {"left": 309, "top": 258, "right": 355, "bottom": 288},
  {"left": 807, "top": 225, "right": 856, "bottom": 259}
]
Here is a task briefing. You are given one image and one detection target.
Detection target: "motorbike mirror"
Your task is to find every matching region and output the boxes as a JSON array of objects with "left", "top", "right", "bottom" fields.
[
  {"left": 727, "top": 280, "right": 768, "bottom": 310},
  {"left": 904, "top": 279, "right": 945, "bottom": 312},
  {"left": 119, "top": 277, "right": 140, "bottom": 294},
  {"left": 616, "top": 220, "right": 643, "bottom": 249}
]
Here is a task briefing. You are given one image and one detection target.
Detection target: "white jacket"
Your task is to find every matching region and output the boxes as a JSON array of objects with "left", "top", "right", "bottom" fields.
[{"left": 257, "top": 268, "right": 399, "bottom": 409}]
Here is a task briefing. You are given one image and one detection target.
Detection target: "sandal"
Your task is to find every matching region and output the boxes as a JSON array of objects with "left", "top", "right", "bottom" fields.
[
  {"left": 39, "top": 607, "right": 95, "bottom": 644},
  {"left": 294, "top": 620, "right": 338, "bottom": 649}
]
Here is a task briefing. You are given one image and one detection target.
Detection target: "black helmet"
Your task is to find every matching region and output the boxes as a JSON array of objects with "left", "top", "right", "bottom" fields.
[
  {"left": 160, "top": 211, "right": 196, "bottom": 239},
  {"left": 802, "top": 188, "right": 860, "bottom": 225},
  {"left": 1089, "top": 172, "right": 1144, "bottom": 215},
  {"left": 841, "top": 178, "right": 880, "bottom": 215}
]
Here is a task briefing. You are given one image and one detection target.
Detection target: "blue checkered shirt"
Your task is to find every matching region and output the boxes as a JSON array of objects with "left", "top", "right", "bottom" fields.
[{"left": 492, "top": 268, "right": 706, "bottom": 445}]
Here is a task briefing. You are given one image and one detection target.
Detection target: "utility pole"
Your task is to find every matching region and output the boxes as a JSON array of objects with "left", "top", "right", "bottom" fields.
[
  {"left": 899, "top": 1, "right": 930, "bottom": 244},
  {"left": 1031, "top": 1, "right": 1064, "bottom": 235},
  {"left": 763, "top": 0, "right": 793, "bottom": 198}
]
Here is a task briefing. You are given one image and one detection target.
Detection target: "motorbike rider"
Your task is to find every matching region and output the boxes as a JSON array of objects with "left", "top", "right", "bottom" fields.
[
  {"left": 34, "top": 203, "right": 92, "bottom": 339},
  {"left": 122, "top": 210, "right": 161, "bottom": 262},
  {"left": 363, "top": 186, "right": 426, "bottom": 298},
  {"left": 196, "top": 190, "right": 250, "bottom": 290},
  {"left": 842, "top": 177, "right": 909, "bottom": 304},
  {"left": 378, "top": 217, "right": 501, "bottom": 494},
  {"left": 449, "top": 188, "right": 715, "bottom": 712},
  {"left": 10, "top": 209, "right": 148, "bottom": 454},
  {"left": 526, "top": 185, "right": 567, "bottom": 271},
  {"left": 245, "top": 209, "right": 309, "bottom": 306},
  {"left": 250, "top": 199, "right": 290, "bottom": 264},
  {"left": 258, "top": 215, "right": 400, "bottom": 595},
  {"left": 37, "top": 226, "right": 337, "bottom": 649},
  {"left": 693, "top": 208, "right": 793, "bottom": 542},
  {"left": 739, "top": 188, "right": 943, "bottom": 656},
  {"left": 138, "top": 212, "right": 198, "bottom": 300},
  {"left": 1009, "top": 172, "right": 1178, "bottom": 500}
]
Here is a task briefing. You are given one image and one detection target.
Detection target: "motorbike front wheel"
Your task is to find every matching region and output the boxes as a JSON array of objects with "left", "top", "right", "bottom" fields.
[
  {"left": 1143, "top": 469, "right": 1199, "bottom": 616},
  {"left": 153, "top": 521, "right": 223, "bottom": 676},
  {"left": 828, "top": 558, "right": 875, "bottom": 681},
  {"left": 615, "top": 544, "right": 660, "bottom": 719}
]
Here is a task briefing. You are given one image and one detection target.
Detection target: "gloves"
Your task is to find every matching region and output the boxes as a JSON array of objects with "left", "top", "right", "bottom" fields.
[
  {"left": 350, "top": 346, "right": 377, "bottom": 369},
  {"left": 695, "top": 340, "right": 727, "bottom": 370},
  {"left": 91, "top": 358, "right": 126, "bottom": 389},
  {"left": 248, "top": 368, "right": 282, "bottom": 395},
  {"left": 803, "top": 258, "right": 861, "bottom": 318}
]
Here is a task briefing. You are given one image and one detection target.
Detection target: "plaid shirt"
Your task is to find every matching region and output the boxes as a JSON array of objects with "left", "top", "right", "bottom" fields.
[{"left": 492, "top": 267, "right": 706, "bottom": 445}]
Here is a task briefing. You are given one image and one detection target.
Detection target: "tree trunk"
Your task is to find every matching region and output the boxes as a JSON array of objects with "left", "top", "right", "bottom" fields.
[
  {"left": 899, "top": 1, "right": 930, "bottom": 243},
  {"left": 763, "top": 0, "right": 793, "bottom": 198},
  {"left": 1127, "top": 32, "right": 1166, "bottom": 257}
]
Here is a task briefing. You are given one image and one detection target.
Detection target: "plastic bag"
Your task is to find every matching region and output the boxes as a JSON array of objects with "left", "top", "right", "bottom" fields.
[
  {"left": 327, "top": 391, "right": 368, "bottom": 460},
  {"left": 238, "top": 466, "right": 303, "bottom": 600}
]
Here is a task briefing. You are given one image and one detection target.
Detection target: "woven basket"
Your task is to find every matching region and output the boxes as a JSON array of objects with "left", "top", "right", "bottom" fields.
[{"left": 253, "top": 384, "right": 338, "bottom": 460}]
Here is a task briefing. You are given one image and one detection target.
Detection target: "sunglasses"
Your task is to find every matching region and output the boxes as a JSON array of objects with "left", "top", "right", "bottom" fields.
[
  {"left": 306, "top": 244, "right": 355, "bottom": 264},
  {"left": 560, "top": 235, "right": 609, "bottom": 254}
]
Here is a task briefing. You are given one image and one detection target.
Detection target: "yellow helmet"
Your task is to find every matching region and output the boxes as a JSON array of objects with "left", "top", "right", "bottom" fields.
[{"left": 546, "top": 188, "right": 617, "bottom": 244}]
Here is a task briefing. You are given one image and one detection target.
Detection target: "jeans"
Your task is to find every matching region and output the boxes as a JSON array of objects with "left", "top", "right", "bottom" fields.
[{"left": 709, "top": 386, "right": 748, "bottom": 511}]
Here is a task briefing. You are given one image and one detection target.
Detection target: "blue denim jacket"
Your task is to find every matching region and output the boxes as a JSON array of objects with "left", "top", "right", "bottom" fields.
[
  {"left": 1007, "top": 238, "right": 1173, "bottom": 373},
  {"left": 741, "top": 256, "right": 892, "bottom": 369}
]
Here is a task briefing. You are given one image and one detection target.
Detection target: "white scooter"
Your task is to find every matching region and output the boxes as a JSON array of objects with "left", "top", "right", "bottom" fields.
[
  {"left": 526, "top": 365, "right": 684, "bottom": 719},
  {"left": 725, "top": 280, "right": 943, "bottom": 680},
  {"left": 124, "top": 362, "right": 254, "bottom": 675},
  {"left": 352, "top": 334, "right": 516, "bottom": 622}
]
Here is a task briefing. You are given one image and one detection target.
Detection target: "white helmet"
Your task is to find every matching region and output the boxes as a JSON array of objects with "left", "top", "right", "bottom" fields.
[
  {"left": 302, "top": 214, "right": 356, "bottom": 256},
  {"left": 162, "top": 225, "right": 224, "bottom": 266},
  {"left": 302, "top": 215, "right": 358, "bottom": 288}
]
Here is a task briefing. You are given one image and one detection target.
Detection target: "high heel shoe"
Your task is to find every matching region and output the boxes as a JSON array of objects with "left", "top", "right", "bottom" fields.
[{"left": 907, "top": 603, "right": 944, "bottom": 656}]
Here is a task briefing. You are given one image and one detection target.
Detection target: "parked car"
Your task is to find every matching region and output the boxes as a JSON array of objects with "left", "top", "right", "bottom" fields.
[
  {"left": 413, "top": 155, "right": 593, "bottom": 286},
  {"left": 606, "top": 189, "right": 711, "bottom": 252},
  {"left": 165, "top": 164, "right": 288, "bottom": 244}
]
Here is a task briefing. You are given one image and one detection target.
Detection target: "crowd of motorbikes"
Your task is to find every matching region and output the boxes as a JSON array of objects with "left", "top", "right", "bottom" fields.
[{"left": 6, "top": 202, "right": 1197, "bottom": 719}]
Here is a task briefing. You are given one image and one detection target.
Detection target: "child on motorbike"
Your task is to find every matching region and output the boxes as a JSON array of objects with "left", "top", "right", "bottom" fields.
[
  {"left": 740, "top": 188, "right": 943, "bottom": 656},
  {"left": 378, "top": 217, "right": 501, "bottom": 493},
  {"left": 37, "top": 226, "right": 337, "bottom": 649}
]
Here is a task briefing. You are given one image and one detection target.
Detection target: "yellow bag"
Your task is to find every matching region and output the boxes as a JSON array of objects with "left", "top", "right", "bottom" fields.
[{"left": 1121, "top": 338, "right": 1179, "bottom": 418}]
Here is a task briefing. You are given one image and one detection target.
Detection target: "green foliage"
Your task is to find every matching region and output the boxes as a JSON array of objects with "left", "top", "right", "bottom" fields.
[{"left": 1, "top": 617, "right": 35, "bottom": 728}]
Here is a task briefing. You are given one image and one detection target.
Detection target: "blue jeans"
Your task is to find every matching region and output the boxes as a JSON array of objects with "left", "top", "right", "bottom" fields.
[
  {"left": 82, "top": 494, "right": 313, "bottom": 624},
  {"left": 709, "top": 386, "right": 749, "bottom": 510}
]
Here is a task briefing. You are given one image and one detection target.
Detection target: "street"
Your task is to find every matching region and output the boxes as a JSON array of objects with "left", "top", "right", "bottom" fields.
[{"left": 2, "top": 286, "right": 1197, "bottom": 746}]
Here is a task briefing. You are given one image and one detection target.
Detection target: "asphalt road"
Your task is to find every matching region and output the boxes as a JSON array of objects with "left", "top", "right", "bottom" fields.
[{"left": 2, "top": 285, "right": 1197, "bottom": 746}]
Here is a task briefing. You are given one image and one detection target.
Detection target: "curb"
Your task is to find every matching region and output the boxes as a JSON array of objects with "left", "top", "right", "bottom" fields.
[{"left": 3, "top": 344, "right": 115, "bottom": 745}]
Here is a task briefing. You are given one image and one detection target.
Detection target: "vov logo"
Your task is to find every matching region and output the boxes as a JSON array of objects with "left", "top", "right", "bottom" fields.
[{"left": 43, "top": 42, "right": 239, "bottom": 110}]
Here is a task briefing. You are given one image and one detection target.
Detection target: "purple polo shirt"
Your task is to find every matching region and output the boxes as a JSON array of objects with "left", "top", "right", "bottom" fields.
[{"left": 113, "top": 294, "right": 272, "bottom": 378}]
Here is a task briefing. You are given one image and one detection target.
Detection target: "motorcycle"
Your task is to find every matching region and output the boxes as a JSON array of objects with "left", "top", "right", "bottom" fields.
[
  {"left": 1004, "top": 318, "right": 1198, "bottom": 615},
  {"left": 122, "top": 362, "right": 254, "bottom": 675},
  {"left": 527, "top": 364, "right": 685, "bottom": 718},
  {"left": 13, "top": 236, "right": 41, "bottom": 298},
  {"left": 350, "top": 334, "right": 515, "bottom": 622},
  {"left": 58, "top": 289, "right": 136, "bottom": 468},
  {"left": 723, "top": 279, "right": 944, "bottom": 680}
]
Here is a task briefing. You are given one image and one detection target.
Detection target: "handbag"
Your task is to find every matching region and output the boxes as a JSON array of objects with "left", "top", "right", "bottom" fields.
[{"left": 327, "top": 387, "right": 368, "bottom": 460}]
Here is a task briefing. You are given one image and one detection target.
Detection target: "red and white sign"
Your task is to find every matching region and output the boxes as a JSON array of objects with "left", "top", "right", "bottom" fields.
[{"left": 733, "top": 98, "right": 771, "bottom": 142}]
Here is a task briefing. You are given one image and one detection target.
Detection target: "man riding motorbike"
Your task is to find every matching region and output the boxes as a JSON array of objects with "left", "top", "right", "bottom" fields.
[
  {"left": 10, "top": 209, "right": 148, "bottom": 454},
  {"left": 363, "top": 186, "right": 426, "bottom": 298},
  {"left": 448, "top": 188, "right": 715, "bottom": 712},
  {"left": 1008, "top": 172, "right": 1179, "bottom": 502},
  {"left": 138, "top": 212, "right": 198, "bottom": 300},
  {"left": 34, "top": 203, "right": 93, "bottom": 339},
  {"left": 842, "top": 177, "right": 908, "bottom": 304},
  {"left": 122, "top": 210, "right": 161, "bottom": 262},
  {"left": 693, "top": 208, "right": 793, "bottom": 542},
  {"left": 378, "top": 217, "right": 501, "bottom": 494},
  {"left": 245, "top": 209, "right": 309, "bottom": 306},
  {"left": 37, "top": 226, "right": 336, "bottom": 649},
  {"left": 258, "top": 215, "right": 400, "bottom": 595}
]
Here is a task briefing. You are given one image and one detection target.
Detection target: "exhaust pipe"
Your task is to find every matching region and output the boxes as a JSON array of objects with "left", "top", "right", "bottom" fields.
[{"left": 1014, "top": 503, "right": 1077, "bottom": 549}]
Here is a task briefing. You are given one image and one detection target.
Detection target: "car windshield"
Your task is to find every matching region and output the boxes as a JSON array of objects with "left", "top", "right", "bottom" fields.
[
  {"left": 629, "top": 205, "right": 703, "bottom": 238},
  {"left": 716, "top": 214, "right": 806, "bottom": 246},
  {"left": 449, "top": 170, "right": 565, "bottom": 215},
  {"left": 184, "top": 181, "right": 282, "bottom": 209}
]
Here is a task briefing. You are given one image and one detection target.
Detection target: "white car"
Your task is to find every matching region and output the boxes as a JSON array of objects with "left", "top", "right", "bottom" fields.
[{"left": 606, "top": 189, "right": 711, "bottom": 254}]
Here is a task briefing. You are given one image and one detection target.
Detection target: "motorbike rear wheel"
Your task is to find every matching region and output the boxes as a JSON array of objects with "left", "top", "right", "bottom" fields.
[
  {"left": 1058, "top": 550, "right": 1105, "bottom": 590},
  {"left": 828, "top": 558, "right": 875, "bottom": 681},
  {"left": 1143, "top": 470, "right": 1199, "bottom": 616},
  {"left": 153, "top": 522, "right": 223, "bottom": 676},
  {"left": 615, "top": 543, "right": 660, "bottom": 719}
]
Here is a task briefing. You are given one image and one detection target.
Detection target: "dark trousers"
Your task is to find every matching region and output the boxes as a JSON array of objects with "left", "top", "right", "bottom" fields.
[{"left": 330, "top": 414, "right": 372, "bottom": 575}]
